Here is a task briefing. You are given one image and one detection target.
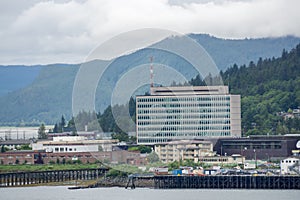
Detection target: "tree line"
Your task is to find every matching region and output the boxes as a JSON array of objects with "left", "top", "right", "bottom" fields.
[
  {"left": 190, "top": 44, "right": 300, "bottom": 136},
  {"left": 48, "top": 97, "right": 136, "bottom": 142}
]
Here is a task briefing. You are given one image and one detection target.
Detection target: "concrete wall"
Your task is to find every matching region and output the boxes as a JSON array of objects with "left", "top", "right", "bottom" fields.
[{"left": 230, "top": 95, "right": 241, "bottom": 137}]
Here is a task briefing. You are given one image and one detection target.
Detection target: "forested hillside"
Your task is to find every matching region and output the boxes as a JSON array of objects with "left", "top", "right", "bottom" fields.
[
  {"left": 222, "top": 44, "right": 300, "bottom": 135},
  {"left": 189, "top": 44, "right": 300, "bottom": 135}
]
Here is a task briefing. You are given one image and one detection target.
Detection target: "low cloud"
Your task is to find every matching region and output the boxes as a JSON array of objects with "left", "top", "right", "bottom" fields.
[{"left": 0, "top": 0, "right": 299, "bottom": 64}]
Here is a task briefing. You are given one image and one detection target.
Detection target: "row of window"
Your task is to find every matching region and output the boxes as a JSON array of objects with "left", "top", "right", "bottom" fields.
[
  {"left": 224, "top": 144, "right": 282, "bottom": 149},
  {"left": 282, "top": 160, "right": 299, "bottom": 163},
  {"left": 202, "top": 158, "right": 230, "bottom": 162},
  {"left": 137, "top": 96, "right": 231, "bottom": 102},
  {"left": 138, "top": 109, "right": 230, "bottom": 114},
  {"left": 138, "top": 118, "right": 230, "bottom": 123},
  {"left": 138, "top": 131, "right": 231, "bottom": 138},
  {"left": 138, "top": 125, "right": 231, "bottom": 131},
  {"left": 137, "top": 114, "right": 230, "bottom": 119},
  {"left": 138, "top": 132, "right": 233, "bottom": 144},
  {"left": 137, "top": 103, "right": 231, "bottom": 108},
  {"left": 2, "top": 155, "right": 32, "bottom": 159},
  {"left": 138, "top": 108, "right": 231, "bottom": 112},
  {"left": 138, "top": 119, "right": 230, "bottom": 125},
  {"left": 54, "top": 147, "right": 77, "bottom": 152}
]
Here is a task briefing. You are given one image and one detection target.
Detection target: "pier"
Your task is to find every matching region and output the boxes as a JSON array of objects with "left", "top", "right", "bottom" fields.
[
  {"left": 0, "top": 168, "right": 108, "bottom": 187},
  {"left": 153, "top": 175, "right": 300, "bottom": 189}
]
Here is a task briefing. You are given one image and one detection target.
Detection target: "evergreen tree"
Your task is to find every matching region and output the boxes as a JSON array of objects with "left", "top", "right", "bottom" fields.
[
  {"left": 147, "top": 151, "right": 160, "bottom": 163},
  {"left": 60, "top": 115, "right": 66, "bottom": 132},
  {"left": 52, "top": 123, "right": 59, "bottom": 133},
  {"left": 38, "top": 123, "right": 47, "bottom": 139},
  {"left": 191, "top": 44, "right": 300, "bottom": 136},
  {"left": 1, "top": 145, "right": 6, "bottom": 153}
]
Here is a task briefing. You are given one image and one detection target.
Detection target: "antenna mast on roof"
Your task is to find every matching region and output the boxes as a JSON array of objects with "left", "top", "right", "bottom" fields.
[{"left": 150, "top": 56, "right": 154, "bottom": 88}]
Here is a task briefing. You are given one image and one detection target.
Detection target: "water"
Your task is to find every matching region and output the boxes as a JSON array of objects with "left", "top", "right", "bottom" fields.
[{"left": 0, "top": 186, "right": 299, "bottom": 200}]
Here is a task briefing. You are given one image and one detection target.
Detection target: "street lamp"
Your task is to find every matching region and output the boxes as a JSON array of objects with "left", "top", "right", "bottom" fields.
[{"left": 254, "top": 149, "right": 257, "bottom": 168}]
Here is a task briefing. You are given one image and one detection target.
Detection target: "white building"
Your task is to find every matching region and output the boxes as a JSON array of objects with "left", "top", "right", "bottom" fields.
[
  {"left": 136, "top": 86, "right": 241, "bottom": 144},
  {"left": 154, "top": 140, "right": 245, "bottom": 165},
  {"left": 32, "top": 136, "right": 118, "bottom": 153},
  {"left": 280, "top": 157, "right": 300, "bottom": 175},
  {"left": 155, "top": 140, "right": 214, "bottom": 163}
]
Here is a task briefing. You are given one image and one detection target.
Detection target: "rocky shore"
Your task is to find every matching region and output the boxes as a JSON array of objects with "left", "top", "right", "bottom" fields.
[{"left": 68, "top": 176, "right": 154, "bottom": 190}]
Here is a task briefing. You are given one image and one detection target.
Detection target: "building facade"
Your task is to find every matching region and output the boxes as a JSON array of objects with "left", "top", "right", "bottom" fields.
[
  {"left": 32, "top": 136, "right": 118, "bottom": 153},
  {"left": 0, "top": 151, "right": 34, "bottom": 165},
  {"left": 200, "top": 154, "right": 245, "bottom": 166},
  {"left": 154, "top": 140, "right": 245, "bottom": 165},
  {"left": 280, "top": 157, "right": 300, "bottom": 175},
  {"left": 136, "top": 86, "right": 241, "bottom": 144},
  {"left": 0, "top": 150, "right": 147, "bottom": 165},
  {"left": 214, "top": 135, "right": 300, "bottom": 160},
  {"left": 154, "top": 140, "right": 214, "bottom": 163},
  {"left": 0, "top": 140, "right": 32, "bottom": 151}
]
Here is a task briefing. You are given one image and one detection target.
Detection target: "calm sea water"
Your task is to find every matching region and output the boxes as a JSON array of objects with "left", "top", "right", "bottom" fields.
[{"left": 0, "top": 186, "right": 299, "bottom": 200}]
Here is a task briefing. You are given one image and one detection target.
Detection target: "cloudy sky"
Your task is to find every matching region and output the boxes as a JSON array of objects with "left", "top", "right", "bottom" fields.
[{"left": 0, "top": 0, "right": 299, "bottom": 65}]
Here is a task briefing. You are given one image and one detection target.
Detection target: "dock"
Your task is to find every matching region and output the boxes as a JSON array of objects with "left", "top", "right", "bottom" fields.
[
  {"left": 0, "top": 168, "right": 108, "bottom": 187},
  {"left": 153, "top": 175, "right": 300, "bottom": 189}
]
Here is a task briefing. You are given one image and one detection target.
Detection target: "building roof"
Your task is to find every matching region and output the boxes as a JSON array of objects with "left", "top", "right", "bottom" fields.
[
  {"left": 0, "top": 140, "right": 31, "bottom": 145},
  {"left": 282, "top": 157, "right": 300, "bottom": 161},
  {"left": 36, "top": 139, "right": 119, "bottom": 146},
  {"left": 156, "top": 140, "right": 212, "bottom": 145},
  {"left": 150, "top": 86, "right": 229, "bottom": 96}
]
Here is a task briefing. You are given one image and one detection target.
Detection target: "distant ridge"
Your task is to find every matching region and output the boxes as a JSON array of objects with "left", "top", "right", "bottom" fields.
[{"left": 0, "top": 34, "right": 299, "bottom": 125}]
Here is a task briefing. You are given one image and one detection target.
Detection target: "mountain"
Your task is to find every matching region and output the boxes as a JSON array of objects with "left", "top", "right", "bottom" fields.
[
  {"left": 0, "top": 64, "right": 79, "bottom": 125},
  {"left": 0, "top": 65, "right": 41, "bottom": 96},
  {"left": 189, "top": 34, "right": 300, "bottom": 70},
  {"left": 0, "top": 34, "right": 300, "bottom": 125},
  {"left": 1, "top": 34, "right": 299, "bottom": 97}
]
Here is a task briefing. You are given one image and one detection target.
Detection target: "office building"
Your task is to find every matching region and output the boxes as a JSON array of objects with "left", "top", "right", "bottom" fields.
[{"left": 136, "top": 86, "right": 241, "bottom": 144}]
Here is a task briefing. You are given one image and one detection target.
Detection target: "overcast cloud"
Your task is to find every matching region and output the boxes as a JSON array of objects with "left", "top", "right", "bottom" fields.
[{"left": 0, "top": 0, "right": 299, "bottom": 65}]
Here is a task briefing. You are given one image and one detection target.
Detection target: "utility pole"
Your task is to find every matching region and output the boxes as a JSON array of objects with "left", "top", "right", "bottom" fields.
[
  {"left": 150, "top": 56, "right": 154, "bottom": 88},
  {"left": 254, "top": 149, "right": 257, "bottom": 168}
]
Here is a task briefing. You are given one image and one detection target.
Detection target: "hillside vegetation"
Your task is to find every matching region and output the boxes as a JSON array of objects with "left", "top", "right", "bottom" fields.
[{"left": 221, "top": 45, "right": 300, "bottom": 135}]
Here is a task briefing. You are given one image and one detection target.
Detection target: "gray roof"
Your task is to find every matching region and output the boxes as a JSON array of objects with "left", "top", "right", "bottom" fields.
[{"left": 0, "top": 140, "right": 31, "bottom": 145}]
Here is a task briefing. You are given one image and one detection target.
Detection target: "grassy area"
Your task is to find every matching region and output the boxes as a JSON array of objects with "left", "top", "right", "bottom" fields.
[{"left": 0, "top": 164, "right": 100, "bottom": 173}]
